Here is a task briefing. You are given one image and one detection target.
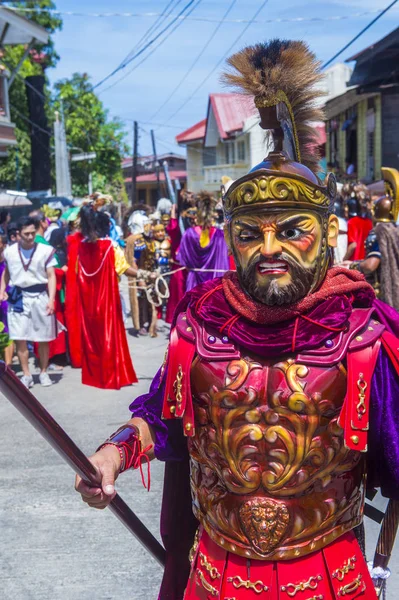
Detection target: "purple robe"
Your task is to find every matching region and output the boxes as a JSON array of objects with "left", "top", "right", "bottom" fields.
[
  {"left": 0, "top": 261, "right": 9, "bottom": 333},
  {"left": 176, "top": 227, "right": 229, "bottom": 292},
  {"left": 129, "top": 285, "right": 399, "bottom": 600}
]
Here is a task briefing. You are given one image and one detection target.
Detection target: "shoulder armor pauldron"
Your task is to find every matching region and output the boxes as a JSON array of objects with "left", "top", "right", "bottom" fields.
[
  {"left": 175, "top": 307, "right": 240, "bottom": 361},
  {"left": 297, "top": 308, "right": 385, "bottom": 366}
]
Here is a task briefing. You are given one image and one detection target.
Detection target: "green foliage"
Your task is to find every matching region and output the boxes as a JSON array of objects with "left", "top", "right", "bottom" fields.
[
  {"left": 0, "top": 3, "right": 127, "bottom": 199},
  {"left": 53, "top": 72, "right": 128, "bottom": 199},
  {"left": 0, "top": 321, "right": 11, "bottom": 357},
  {"left": 0, "top": 1, "right": 62, "bottom": 190},
  {"left": 10, "top": 1, "right": 63, "bottom": 68}
]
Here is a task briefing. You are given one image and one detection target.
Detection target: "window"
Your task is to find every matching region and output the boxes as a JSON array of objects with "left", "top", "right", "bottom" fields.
[
  {"left": 203, "top": 146, "right": 216, "bottom": 166},
  {"left": 237, "top": 140, "right": 246, "bottom": 162},
  {"left": 224, "top": 143, "right": 230, "bottom": 164}
]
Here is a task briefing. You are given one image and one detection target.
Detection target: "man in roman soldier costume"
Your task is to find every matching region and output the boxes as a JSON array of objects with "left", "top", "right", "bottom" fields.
[
  {"left": 125, "top": 210, "right": 159, "bottom": 336},
  {"left": 177, "top": 191, "right": 230, "bottom": 291},
  {"left": 347, "top": 168, "right": 399, "bottom": 312},
  {"left": 76, "top": 40, "right": 399, "bottom": 599}
]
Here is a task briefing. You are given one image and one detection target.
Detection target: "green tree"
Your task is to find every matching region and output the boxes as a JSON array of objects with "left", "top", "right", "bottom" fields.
[
  {"left": 0, "top": 1, "right": 62, "bottom": 189},
  {"left": 53, "top": 72, "right": 128, "bottom": 200}
]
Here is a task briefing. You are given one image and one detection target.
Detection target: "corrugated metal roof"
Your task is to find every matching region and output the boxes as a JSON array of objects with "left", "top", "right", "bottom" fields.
[
  {"left": 125, "top": 170, "right": 187, "bottom": 183},
  {"left": 176, "top": 119, "right": 206, "bottom": 144},
  {"left": 209, "top": 93, "right": 256, "bottom": 139}
]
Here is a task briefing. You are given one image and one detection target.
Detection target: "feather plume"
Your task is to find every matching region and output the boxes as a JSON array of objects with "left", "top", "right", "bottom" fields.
[
  {"left": 196, "top": 191, "right": 216, "bottom": 229},
  {"left": 221, "top": 39, "right": 325, "bottom": 174}
]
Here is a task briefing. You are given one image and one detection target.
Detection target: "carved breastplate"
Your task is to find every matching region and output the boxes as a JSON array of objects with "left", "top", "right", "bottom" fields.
[{"left": 188, "top": 352, "right": 365, "bottom": 561}]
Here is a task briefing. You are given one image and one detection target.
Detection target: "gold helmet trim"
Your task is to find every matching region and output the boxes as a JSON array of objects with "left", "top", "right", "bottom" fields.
[
  {"left": 224, "top": 169, "right": 333, "bottom": 220},
  {"left": 381, "top": 167, "right": 399, "bottom": 222}
]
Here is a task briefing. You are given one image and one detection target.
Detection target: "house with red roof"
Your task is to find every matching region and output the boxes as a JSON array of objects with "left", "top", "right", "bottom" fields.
[{"left": 176, "top": 93, "right": 268, "bottom": 193}]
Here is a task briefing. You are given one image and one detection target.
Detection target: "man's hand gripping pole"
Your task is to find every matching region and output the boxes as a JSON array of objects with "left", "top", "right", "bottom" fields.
[{"left": 0, "top": 362, "right": 166, "bottom": 567}]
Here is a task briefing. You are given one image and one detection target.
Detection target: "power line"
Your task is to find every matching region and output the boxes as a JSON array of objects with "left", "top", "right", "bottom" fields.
[
  {"left": 3, "top": 6, "right": 397, "bottom": 24},
  {"left": 93, "top": 0, "right": 198, "bottom": 91},
  {"left": 97, "top": 0, "right": 203, "bottom": 96},
  {"left": 322, "top": 0, "right": 399, "bottom": 69},
  {"left": 149, "top": 0, "right": 238, "bottom": 121},
  {"left": 114, "top": 0, "right": 181, "bottom": 75},
  {"left": 160, "top": 0, "right": 269, "bottom": 127}
]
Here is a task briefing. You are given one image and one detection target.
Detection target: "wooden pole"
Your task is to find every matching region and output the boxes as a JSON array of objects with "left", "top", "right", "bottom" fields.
[
  {"left": 131, "top": 120, "right": 138, "bottom": 205},
  {"left": 0, "top": 363, "right": 166, "bottom": 566}
]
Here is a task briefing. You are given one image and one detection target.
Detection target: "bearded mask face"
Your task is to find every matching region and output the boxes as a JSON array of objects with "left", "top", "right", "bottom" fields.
[{"left": 227, "top": 210, "right": 338, "bottom": 306}]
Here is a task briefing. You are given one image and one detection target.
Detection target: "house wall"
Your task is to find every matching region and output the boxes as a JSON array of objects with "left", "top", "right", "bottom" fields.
[
  {"left": 186, "top": 142, "right": 204, "bottom": 193},
  {"left": 357, "top": 99, "right": 367, "bottom": 180},
  {"left": 382, "top": 90, "right": 399, "bottom": 169}
]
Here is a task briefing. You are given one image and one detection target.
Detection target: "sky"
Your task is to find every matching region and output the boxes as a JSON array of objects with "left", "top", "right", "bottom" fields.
[{"left": 42, "top": 0, "right": 399, "bottom": 155}]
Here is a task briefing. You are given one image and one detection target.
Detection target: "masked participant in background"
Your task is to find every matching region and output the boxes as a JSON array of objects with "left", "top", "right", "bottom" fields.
[
  {"left": 125, "top": 210, "right": 158, "bottom": 337},
  {"left": 162, "top": 203, "right": 187, "bottom": 324},
  {"left": 348, "top": 168, "right": 399, "bottom": 311},
  {"left": 77, "top": 40, "right": 399, "bottom": 599},
  {"left": 177, "top": 191, "right": 230, "bottom": 291},
  {"left": 342, "top": 183, "right": 373, "bottom": 261},
  {"left": 77, "top": 205, "right": 138, "bottom": 389}
]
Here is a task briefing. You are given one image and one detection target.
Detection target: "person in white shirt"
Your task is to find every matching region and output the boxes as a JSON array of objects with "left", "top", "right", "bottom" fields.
[{"left": 0, "top": 216, "right": 57, "bottom": 388}]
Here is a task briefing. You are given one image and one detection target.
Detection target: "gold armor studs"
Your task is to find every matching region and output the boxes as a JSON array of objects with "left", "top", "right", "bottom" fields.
[
  {"left": 196, "top": 568, "right": 218, "bottom": 596},
  {"left": 356, "top": 373, "right": 367, "bottom": 419},
  {"left": 337, "top": 574, "right": 365, "bottom": 596},
  {"left": 332, "top": 556, "right": 356, "bottom": 581},
  {"left": 198, "top": 552, "right": 221, "bottom": 580},
  {"left": 227, "top": 575, "right": 269, "bottom": 594},
  {"left": 281, "top": 574, "right": 322, "bottom": 597}
]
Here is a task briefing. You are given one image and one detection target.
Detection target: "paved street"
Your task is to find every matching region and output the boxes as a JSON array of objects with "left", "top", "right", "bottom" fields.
[{"left": 0, "top": 293, "right": 398, "bottom": 599}]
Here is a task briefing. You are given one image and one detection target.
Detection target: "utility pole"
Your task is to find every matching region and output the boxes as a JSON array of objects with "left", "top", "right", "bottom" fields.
[
  {"left": 150, "top": 129, "right": 161, "bottom": 201},
  {"left": 162, "top": 160, "right": 176, "bottom": 203},
  {"left": 131, "top": 121, "right": 138, "bottom": 205},
  {"left": 54, "top": 109, "right": 72, "bottom": 198}
]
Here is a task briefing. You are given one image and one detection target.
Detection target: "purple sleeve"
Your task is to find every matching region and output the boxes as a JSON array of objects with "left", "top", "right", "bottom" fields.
[
  {"left": 368, "top": 347, "right": 399, "bottom": 499},
  {"left": 129, "top": 367, "right": 186, "bottom": 462}
]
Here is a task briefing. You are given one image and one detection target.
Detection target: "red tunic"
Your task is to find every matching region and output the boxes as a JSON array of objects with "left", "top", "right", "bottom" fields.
[
  {"left": 347, "top": 216, "right": 373, "bottom": 260},
  {"left": 77, "top": 238, "right": 137, "bottom": 389},
  {"left": 65, "top": 232, "right": 83, "bottom": 368},
  {"left": 165, "top": 218, "right": 186, "bottom": 324}
]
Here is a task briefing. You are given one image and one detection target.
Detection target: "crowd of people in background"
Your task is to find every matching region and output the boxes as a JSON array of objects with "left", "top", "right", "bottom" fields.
[{"left": 0, "top": 173, "right": 396, "bottom": 392}]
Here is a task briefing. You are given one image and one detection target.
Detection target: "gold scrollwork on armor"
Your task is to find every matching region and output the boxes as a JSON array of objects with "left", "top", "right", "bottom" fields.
[
  {"left": 281, "top": 575, "right": 322, "bottom": 597},
  {"left": 224, "top": 174, "right": 329, "bottom": 217},
  {"left": 189, "top": 354, "right": 362, "bottom": 560},
  {"left": 196, "top": 569, "right": 219, "bottom": 597},
  {"left": 173, "top": 365, "right": 183, "bottom": 411},
  {"left": 332, "top": 556, "right": 356, "bottom": 581},
  {"left": 227, "top": 575, "right": 269, "bottom": 594},
  {"left": 304, "top": 596, "right": 323, "bottom": 600},
  {"left": 337, "top": 574, "right": 365, "bottom": 596},
  {"left": 356, "top": 373, "right": 367, "bottom": 420},
  {"left": 189, "top": 529, "right": 200, "bottom": 565},
  {"left": 199, "top": 552, "right": 221, "bottom": 580}
]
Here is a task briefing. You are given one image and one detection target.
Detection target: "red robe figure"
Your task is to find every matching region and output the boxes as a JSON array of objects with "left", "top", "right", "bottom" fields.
[
  {"left": 77, "top": 205, "right": 138, "bottom": 390},
  {"left": 343, "top": 183, "right": 373, "bottom": 261},
  {"left": 65, "top": 229, "right": 83, "bottom": 368},
  {"left": 163, "top": 206, "right": 186, "bottom": 324},
  {"left": 76, "top": 40, "right": 399, "bottom": 599}
]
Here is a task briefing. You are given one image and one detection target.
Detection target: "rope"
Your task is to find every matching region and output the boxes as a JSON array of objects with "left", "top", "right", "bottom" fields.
[
  {"left": 78, "top": 243, "right": 113, "bottom": 277},
  {"left": 127, "top": 266, "right": 230, "bottom": 307}
]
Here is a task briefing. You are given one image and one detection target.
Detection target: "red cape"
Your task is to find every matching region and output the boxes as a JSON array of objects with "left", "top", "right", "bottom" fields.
[
  {"left": 77, "top": 238, "right": 137, "bottom": 389},
  {"left": 65, "top": 232, "right": 83, "bottom": 367}
]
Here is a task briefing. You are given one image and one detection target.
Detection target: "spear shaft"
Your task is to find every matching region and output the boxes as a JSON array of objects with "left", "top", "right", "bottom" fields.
[{"left": 0, "top": 362, "right": 166, "bottom": 567}]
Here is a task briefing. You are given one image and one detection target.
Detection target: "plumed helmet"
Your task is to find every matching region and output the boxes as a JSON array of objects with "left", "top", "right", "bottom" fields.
[
  {"left": 221, "top": 39, "right": 337, "bottom": 292},
  {"left": 373, "top": 167, "right": 399, "bottom": 223}
]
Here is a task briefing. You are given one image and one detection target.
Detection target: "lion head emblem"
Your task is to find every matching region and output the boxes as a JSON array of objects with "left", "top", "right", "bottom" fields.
[{"left": 239, "top": 499, "right": 290, "bottom": 556}]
